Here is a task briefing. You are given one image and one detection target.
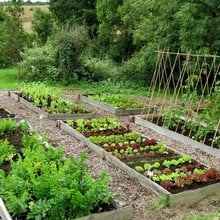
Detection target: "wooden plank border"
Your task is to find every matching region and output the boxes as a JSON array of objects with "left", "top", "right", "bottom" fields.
[
  {"left": 58, "top": 121, "right": 220, "bottom": 206},
  {"left": 169, "top": 183, "right": 220, "bottom": 207},
  {"left": 0, "top": 198, "right": 12, "bottom": 220},
  {"left": 8, "top": 92, "right": 95, "bottom": 120},
  {"left": 79, "top": 94, "right": 153, "bottom": 116},
  {"left": 134, "top": 115, "right": 220, "bottom": 158},
  {"left": 0, "top": 198, "right": 133, "bottom": 220},
  {"left": 75, "top": 206, "right": 133, "bottom": 220}
]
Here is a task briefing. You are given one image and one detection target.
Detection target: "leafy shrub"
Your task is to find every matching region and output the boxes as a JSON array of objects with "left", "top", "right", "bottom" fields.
[
  {"left": 81, "top": 56, "right": 121, "bottom": 81},
  {"left": 0, "top": 118, "right": 19, "bottom": 135},
  {"left": 121, "top": 46, "right": 156, "bottom": 86},
  {"left": 55, "top": 24, "right": 90, "bottom": 84},
  {"left": 18, "top": 41, "right": 57, "bottom": 82},
  {"left": 0, "top": 140, "right": 15, "bottom": 166}
]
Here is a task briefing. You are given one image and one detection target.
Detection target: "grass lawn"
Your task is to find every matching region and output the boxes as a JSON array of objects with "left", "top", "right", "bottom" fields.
[
  {"left": 0, "top": 68, "right": 20, "bottom": 90},
  {"left": 0, "top": 67, "right": 150, "bottom": 97}
]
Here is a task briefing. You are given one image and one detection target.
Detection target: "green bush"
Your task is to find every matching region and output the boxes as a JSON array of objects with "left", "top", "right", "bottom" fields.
[
  {"left": 18, "top": 41, "right": 57, "bottom": 81},
  {"left": 55, "top": 25, "right": 90, "bottom": 84},
  {"left": 81, "top": 56, "right": 121, "bottom": 81},
  {"left": 121, "top": 46, "right": 156, "bottom": 86}
]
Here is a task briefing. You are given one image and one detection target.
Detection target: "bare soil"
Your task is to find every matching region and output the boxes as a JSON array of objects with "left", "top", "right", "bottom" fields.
[
  {"left": 1, "top": 90, "right": 220, "bottom": 220},
  {"left": 0, "top": 108, "right": 15, "bottom": 118}
]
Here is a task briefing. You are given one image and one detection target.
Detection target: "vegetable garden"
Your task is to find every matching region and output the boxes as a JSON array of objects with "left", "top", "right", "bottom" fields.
[
  {"left": 0, "top": 50, "right": 220, "bottom": 219},
  {"left": 1, "top": 72, "right": 220, "bottom": 219},
  {"left": 0, "top": 110, "right": 132, "bottom": 220},
  {"left": 1, "top": 0, "right": 220, "bottom": 218}
]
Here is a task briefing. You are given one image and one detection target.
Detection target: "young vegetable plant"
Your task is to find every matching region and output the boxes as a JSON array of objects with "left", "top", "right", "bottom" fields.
[
  {"left": 20, "top": 82, "right": 86, "bottom": 114},
  {"left": 0, "top": 118, "right": 19, "bottom": 136},
  {"left": 0, "top": 140, "right": 16, "bottom": 166},
  {"left": 68, "top": 118, "right": 122, "bottom": 133},
  {"left": 89, "top": 94, "right": 145, "bottom": 109}
]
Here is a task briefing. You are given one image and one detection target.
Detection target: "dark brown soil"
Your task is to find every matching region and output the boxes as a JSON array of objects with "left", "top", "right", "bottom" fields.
[
  {"left": 0, "top": 127, "right": 24, "bottom": 174},
  {"left": 83, "top": 127, "right": 130, "bottom": 137},
  {"left": 0, "top": 108, "right": 15, "bottom": 118}
]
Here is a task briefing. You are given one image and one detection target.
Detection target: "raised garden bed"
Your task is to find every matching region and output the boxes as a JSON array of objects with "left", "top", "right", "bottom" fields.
[
  {"left": 79, "top": 94, "right": 153, "bottom": 116},
  {"left": 8, "top": 85, "right": 94, "bottom": 120},
  {"left": 58, "top": 118, "right": 220, "bottom": 207},
  {"left": 134, "top": 115, "right": 220, "bottom": 158},
  {"left": 0, "top": 118, "right": 132, "bottom": 220},
  {"left": 0, "top": 105, "right": 15, "bottom": 119}
]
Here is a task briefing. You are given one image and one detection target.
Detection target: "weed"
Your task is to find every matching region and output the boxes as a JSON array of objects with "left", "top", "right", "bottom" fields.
[{"left": 150, "top": 195, "right": 169, "bottom": 210}]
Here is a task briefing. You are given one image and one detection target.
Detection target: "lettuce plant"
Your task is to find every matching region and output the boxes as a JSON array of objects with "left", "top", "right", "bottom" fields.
[
  {"left": 20, "top": 82, "right": 86, "bottom": 114},
  {"left": 88, "top": 94, "right": 145, "bottom": 109}
]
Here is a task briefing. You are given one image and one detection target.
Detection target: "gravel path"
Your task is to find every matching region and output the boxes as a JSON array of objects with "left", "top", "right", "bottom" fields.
[{"left": 0, "top": 90, "right": 220, "bottom": 220}]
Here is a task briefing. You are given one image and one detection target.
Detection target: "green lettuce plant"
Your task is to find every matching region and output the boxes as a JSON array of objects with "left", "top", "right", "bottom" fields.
[{"left": 89, "top": 94, "right": 145, "bottom": 109}]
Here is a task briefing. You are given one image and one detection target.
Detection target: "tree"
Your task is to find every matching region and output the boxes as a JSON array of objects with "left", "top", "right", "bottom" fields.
[
  {"left": 0, "top": 0, "right": 31, "bottom": 67},
  {"left": 32, "top": 8, "right": 54, "bottom": 44},
  {"left": 54, "top": 25, "right": 90, "bottom": 84},
  {"left": 96, "top": 0, "right": 134, "bottom": 61},
  {"left": 49, "top": 0, "right": 97, "bottom": 37}
]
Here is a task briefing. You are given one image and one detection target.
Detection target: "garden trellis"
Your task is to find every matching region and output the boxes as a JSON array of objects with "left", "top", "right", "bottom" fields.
[{"left": 145, "top": 49, "right": 220, "bottom": 149}]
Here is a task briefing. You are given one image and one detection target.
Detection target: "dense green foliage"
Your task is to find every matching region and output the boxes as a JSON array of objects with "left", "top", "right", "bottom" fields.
[
  {"left": 55, "top": 25, "right": 90, "bottom": 83},
  {"left": 2, "top": 0, "right": 220, "bottom": 85},
  {"left": 18, "top": 41, "right": 57, "bottom": 81},
  {"left": 0, "top": 1, "right": 31, "bottom": 67},
  {"left": 32, "top": 8, "right": 54, "bottom": 44},
  {"left": 49, "top": 0, "right": 97, "bottom": 37},
  {"left": 47, "top": 0, "right": 220, "bottom": 84}
]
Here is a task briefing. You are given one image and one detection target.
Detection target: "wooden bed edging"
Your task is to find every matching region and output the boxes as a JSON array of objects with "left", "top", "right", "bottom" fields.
[
  {"left": 58, "top": 120, "right": 220, "bottom": 206},
  {"left": 79, "top": 94, "right": 153, "bottom": 116},
  {"left": 0, "top": 198, "right": 133, "bottom": 220},
  {"left": 8, "top": 92, "right": 95, "bottom": 120},
  {"left": 0, "top": 198, "right": 12, "bottom": 220},
  {"left": 134, "top": 115, "right": 220, "bottom": 159},
  {"left": 75, "top": 206, "right": 133, "bottom": 220},
  {"left": 169, "top": 183, "right": 220, "bottom": 207}
]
